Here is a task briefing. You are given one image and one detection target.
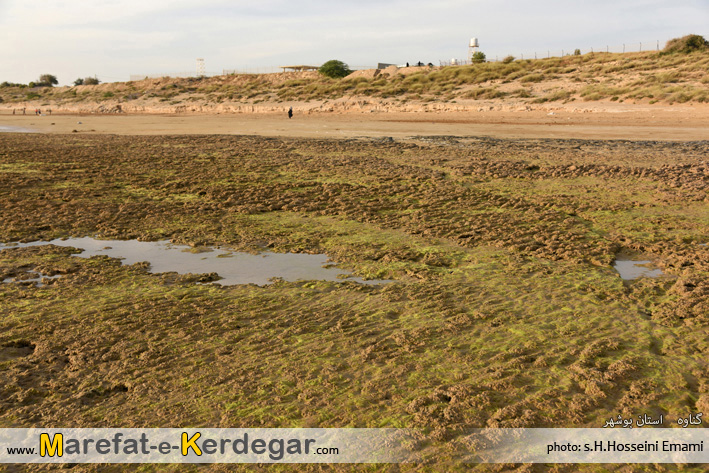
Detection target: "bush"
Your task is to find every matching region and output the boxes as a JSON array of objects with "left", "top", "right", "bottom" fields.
[
  {"left": 519, "top": 73, "right": 545, "bottom": 83},
  {"left": 664, "top": 34, "right": 709, "bottom": 53},
  {"left": 38, "top": 74, "right": 58, "bottom": 87},
  {"left": 471, "top": 51, "right": 486, "bottom": 64},
  {"left": 502, "top": 55, "right": 515, "bottom": 64},
  {"left": 74, "top": 77, "right": 100, "bottom": 86},
  {"left": 574, "top": 49, "right": 581, "bottom": 55},
  {"left": 319, "top": 60, "right": 352, "bottom": 79}
]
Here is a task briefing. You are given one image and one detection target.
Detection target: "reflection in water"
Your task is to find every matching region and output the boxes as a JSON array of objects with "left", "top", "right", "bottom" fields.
[
  {"left": 0, "top": 238, "right": 392, "bottom": 286},
  {"left": 613, "top": 257, "right": 664, "bottom": 281},
  {"left": 0, "top": 125, "right": 35, "bottom": 133}
]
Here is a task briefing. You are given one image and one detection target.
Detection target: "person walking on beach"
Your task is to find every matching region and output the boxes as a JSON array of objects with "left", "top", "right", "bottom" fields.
[{"left": 288, "top": 107, "right": 293, "bottom": 119}]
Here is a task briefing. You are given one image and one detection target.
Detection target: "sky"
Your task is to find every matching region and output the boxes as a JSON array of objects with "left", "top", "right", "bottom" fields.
[{"left": 0, "top": 0, "right": 707, "bottom": 85}]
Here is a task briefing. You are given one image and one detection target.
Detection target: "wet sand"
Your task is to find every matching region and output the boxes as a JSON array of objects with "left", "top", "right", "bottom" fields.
[{"left": 1, "top": 105, "right": 708, "bottom": 141}]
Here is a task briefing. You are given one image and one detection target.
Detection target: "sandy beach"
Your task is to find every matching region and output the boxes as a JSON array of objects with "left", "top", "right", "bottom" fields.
[{"left": 1, "top": 102, "right": 708, "bottom": 141}]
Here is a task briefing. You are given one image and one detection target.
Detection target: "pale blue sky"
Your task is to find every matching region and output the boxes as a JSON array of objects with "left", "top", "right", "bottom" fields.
[{"left": 0, "top": 0, "right": 707, "bottom": 85}]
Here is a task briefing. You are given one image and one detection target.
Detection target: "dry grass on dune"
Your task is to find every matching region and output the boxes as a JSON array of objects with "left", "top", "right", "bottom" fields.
[{"left": 2, "top": 39, "right": 709, "bottom": 109}]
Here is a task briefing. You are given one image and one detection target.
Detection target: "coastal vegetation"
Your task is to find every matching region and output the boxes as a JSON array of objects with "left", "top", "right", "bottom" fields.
[{"left": 1, "top": 39, "right": 708, "bottom": 109}]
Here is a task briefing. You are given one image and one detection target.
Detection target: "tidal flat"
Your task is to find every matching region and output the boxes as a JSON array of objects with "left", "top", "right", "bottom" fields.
[{"left": 0, "top": 132, "right": 708, "bottom": 471}]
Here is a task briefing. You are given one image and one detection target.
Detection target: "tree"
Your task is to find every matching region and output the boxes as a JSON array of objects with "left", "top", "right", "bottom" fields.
[
  {"left": 471, "top": 51, "right": 486, "bottom": 64},
  {"left": 38, "top": 74, "right": 58, "bottom": 87},
  {"left": 74, "top": 78, "right": 84, "bottom": 86},
  {"left": 318, "top": 60, "right": 352, "bottom": 79}
]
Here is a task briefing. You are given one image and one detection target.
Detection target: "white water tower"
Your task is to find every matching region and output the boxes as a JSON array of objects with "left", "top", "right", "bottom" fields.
[
  {"left": 196, "top": 58, "right": 205, "bottom": 76},
  {"left": 469, "top": 37, "right": 479, "bottom": 61}
]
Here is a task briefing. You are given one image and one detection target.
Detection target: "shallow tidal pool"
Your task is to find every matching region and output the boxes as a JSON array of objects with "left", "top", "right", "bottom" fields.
[
  {"left": 0, "top": 237, "right": 392, "bottom": 286},
  {"left": 613, "top": 256, "right": 665, "bottom": 281}
]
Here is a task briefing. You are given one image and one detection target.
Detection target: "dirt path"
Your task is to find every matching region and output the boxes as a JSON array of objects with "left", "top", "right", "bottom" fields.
[{"left": 1, "top": 104, "right": 708, "bottom": 141}]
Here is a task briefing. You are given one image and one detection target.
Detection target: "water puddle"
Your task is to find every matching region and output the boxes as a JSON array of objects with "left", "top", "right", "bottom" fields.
[
  {"left": 0, "top": 125, "right": 35, "bottom": 133},
  {"left": 613, "top": 256, "right": 664, "bottom": 281},
  {"left": 3, "top": 271, "right": 62, "bottom": 287},
  {"left": 0, "top": 238, "right": 391, "bottom": 286}
]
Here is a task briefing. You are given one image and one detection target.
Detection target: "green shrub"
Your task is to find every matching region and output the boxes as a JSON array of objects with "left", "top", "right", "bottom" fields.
[
  {"left": 502, "top": 55, "right": 515, "bottom": 64},
  {"left": 75, "top": 77, "right": 99, "bottom": 86},
  {"left": 471, "top": 51, "right": 486, "bottom": 64},
  {"left": 663, "top": 35, "right": 708, "bottom": 53},
  {"left": 574, "top": 49, "right": 581, "bottom": 56},
  {"left": 319, "top": 60, "right": 352, "bottom": 79}
]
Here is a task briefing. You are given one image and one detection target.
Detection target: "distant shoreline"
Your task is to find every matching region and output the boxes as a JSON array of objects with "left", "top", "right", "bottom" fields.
[{"left": 1, "top": 104, "right": 707, "bottom": 141}]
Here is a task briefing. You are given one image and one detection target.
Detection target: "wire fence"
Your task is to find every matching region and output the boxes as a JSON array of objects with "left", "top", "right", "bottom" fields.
[
  {"left": 129, "top": 71, "right": 222, "bottom": 81},
  {"left": 222, "top": 65, "right": 377, "bottom": 75},
  {"left": 222, "top": 67, "right": 282, "bottom": 75},
  {"left": 129, "top": 39, "right": 670, "bottom": 81},
  {"left": 445, "top": 38, "right": 669, "bottom": 65},
  {"left": 130, "top": 64, "right": 381, "bottom": 81}
]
